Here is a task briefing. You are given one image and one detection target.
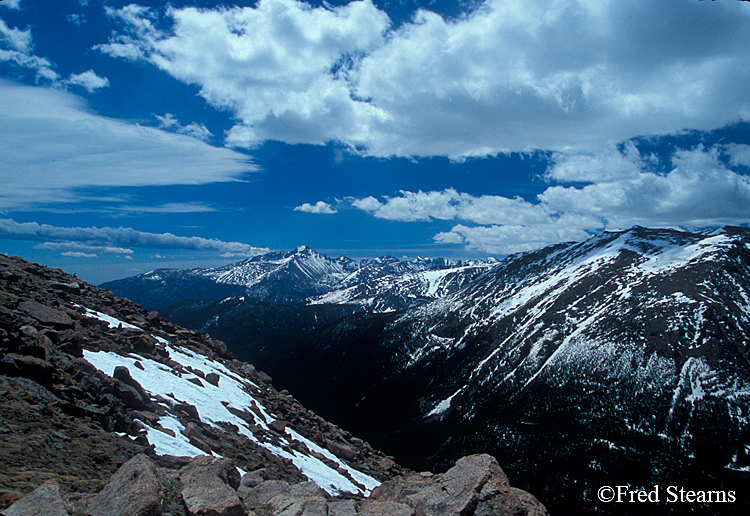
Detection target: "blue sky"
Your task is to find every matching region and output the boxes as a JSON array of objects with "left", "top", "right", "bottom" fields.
[{"left": 1, "top": 0, "right": 750, "bottom": 284}]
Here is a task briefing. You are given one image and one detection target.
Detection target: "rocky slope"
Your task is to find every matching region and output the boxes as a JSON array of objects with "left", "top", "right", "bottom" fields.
[{"left": 0, "top": 253, "right": 546, "bottom": 515}]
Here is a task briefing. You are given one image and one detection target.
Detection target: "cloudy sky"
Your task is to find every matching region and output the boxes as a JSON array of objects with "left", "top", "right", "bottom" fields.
[{"left": 1, "top": 0, "right": 749, "bottom": 283}]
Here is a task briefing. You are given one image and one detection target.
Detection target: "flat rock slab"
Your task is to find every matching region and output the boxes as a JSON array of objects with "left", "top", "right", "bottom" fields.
[
  {"left": 2, "top": 480, "right": 69, "bottom": 516},
  {"left": 17, "top": 301, "right": 74, "bottom": 329}
]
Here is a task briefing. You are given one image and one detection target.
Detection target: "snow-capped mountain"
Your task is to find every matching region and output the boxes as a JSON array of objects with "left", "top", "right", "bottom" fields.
[
  {"left": 103, "top": 245, "right": 494, "bottom": 313},
  {"left": 269, "top": 226, "right": 750, "bottom": 515},
  {"left": 102, "top": 245, "right": 359, "bottom": 309}
]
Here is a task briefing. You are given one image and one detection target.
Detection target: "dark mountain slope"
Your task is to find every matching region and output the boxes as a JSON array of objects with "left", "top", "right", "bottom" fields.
[
  {"left": 270, "top": 227, "right": 750, "bottom": 515},
  {"left": 160, "top": 296, "right": 359, "bottom": 370}
]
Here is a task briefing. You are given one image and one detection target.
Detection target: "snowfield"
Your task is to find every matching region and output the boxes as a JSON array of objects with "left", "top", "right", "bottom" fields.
[{"left": 81, "top": 307, "right": 380, "bottom": 496}]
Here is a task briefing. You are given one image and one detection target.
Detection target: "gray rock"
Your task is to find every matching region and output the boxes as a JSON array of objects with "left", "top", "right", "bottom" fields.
[
  {"left": 180, "top": 455, "right": 245, "bottom": 516},
  {"left": 359, "top": 500, "right": 415, "bottom": 516},
  {"left": 2, "top": 480, "right": 69, "bottom": 516},
  {"left": 17, "top": 301, "right": 74, "bottom": 330},
  {"left": 327, "top": 499, "right": 360, "bottom": 516},
  {"left": 205, "top": 372, "right": 220, "bottom": 386},
  {"left": 243, "top": 480, "right": 330, "bottom": 516},
  {"left": 85, "top": 454, "right": 162, "bottom": 516}
]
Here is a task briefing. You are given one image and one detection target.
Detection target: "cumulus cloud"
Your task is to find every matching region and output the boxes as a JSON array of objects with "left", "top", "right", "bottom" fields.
[
  {"left": 434, "top": 224, "right": 592, "bottom": 255},
  {"left": 541, "top": 145, "right": 750, "bottom": 229},
  {"left": 0, "top": 18, "right": 58, "bottom": 80},
  {"left": 294, "top": 201, "right": 337, "bottom": 214},
  {"left": 64, "top": 70, "right": 109, "bottom": 92},
  {"left": 99, "top": 0, "right": 390, "bottom": 149},
  {"left": 0, "top": 219, "right": 269, "bottom": 257},
  {"left": 98, "top": 0, "right": 750, "bottom": 158},
  {"left": 350, "top": 188, "right": 559, "bottom": 225},
  {"left": 350, "top": 144, "right": 750, "bottom": 253},
  {"left": 0, "top": 80, "right": 256, "bottom": 210}
]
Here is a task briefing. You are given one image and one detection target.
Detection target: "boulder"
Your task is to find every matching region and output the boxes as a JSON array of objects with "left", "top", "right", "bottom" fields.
[
  {"left": 269, "top": 420, "right": 287, "bottom": 434},
  {"left": 326, "top": 440, "right": 358, "bottom": 461},
  {"left": 174, "top": 402, "right": 200, "bottom": 420},
  {"left": 1, "top": 480, "right": 69, "bottom": 516},
  {"left": 179, "top": 456, "right": 245, "bottom": 516},
  {"left": 113, "top": 366, "right": 151, "bottom": 404},
  {"left": 85, "top": 454, "right": 162, "bottom": 516},
  {"left": 242, "top": 480, "right": 329, "bottom": 516},
  {"left": 49, "top": 281, "right": 81, "bottom": 295},
  {"left": 327, "top": 499, "right": 360, "bottom": 516},
  {"left": 372, "top": 454, "right": 547, "bottom": 516},
  {"left": 111, "top": 379, "right": 150, "bottom": 411},
  {"left": 205, "top": 372, "right": 220, "bottom": 387},
  {"left": 359, "top": 500, "right": 415, "bottom": 516},
  {"left": 0, "top": 354, "right": 55, "bottom": 387}
]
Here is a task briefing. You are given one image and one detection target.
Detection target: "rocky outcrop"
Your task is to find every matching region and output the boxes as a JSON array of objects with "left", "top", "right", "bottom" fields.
[{"left": 2, "top": 453, "right": 546, "bottom": 516}]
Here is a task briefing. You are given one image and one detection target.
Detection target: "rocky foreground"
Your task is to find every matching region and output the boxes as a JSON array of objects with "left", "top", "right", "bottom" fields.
[{"left": 0, "top": 253, "right": 547, "bottom": 516}]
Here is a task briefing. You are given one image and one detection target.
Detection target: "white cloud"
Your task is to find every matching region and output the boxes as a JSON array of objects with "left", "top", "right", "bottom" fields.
[
  {"left": 350, "top": 189, "right": 557, "bottom": 225},
  {"left": 98, "top": 0, "right": 750, "bottom": 158},
  {"left": 350, "top": 196, "right": 382, "bottom": 213},
  {"left": 0, "top": 219, "right": 269, "bottom": 257},
  {"left": 294, "top": 201, "right": 337, "bottom": 214},
  {"left": 541, "top": 145, "right": 750, "bottom": 228},
  {"left": 434, "top": 224, "right": 592, "bottom": 255},
  {"left": 0, "top": 18, "right": 58, "bottom": 80},
  {"left": 155, "top": 113, "right": 213, "bottom": 141},
  {"left": 726, "top": 143, "right": 750, "bottom": 168},
  {"left": 99, "top": 0, "right": 390, "bottom": 148},
  {"left": 117, "top": 202, "right": 217, "bottom": 214},
  {"left": 64, "top": 69, "right": 109, "bottom": 92},
  {"left": 0, "top": 80, "right": 256, "bottom": 210},
  {"left": 350, "top": 144, "right": 750, "bottom": 253},
  {"left": 39, "top": 242, "right": 132, "bottom": 259},
  {"left": 0, "top": 0, "right": 21, "bottom": 10},
  {"left": 67, "top": 13, "right": 87, "bottom": 26}
]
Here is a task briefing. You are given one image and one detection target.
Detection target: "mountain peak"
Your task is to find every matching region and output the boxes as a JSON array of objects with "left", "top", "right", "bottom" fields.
[{"left": 293, "top": 244, "right": 313, "bottom": 254}]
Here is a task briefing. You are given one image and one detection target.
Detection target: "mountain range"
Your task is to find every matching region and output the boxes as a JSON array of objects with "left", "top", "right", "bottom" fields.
[
  {"left": 102, "top": 226, "right": 750, "bottom": 515},
  {"left": 0, "top": 253, "right": 546, "bottom": 516}
]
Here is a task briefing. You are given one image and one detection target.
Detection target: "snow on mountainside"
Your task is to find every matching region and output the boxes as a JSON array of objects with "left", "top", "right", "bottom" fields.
[
  {"left": 80, "top": 308, "right": 379, "bottom": 496},
  {"left": 270, "top": 226, "right": 750, "bottom": 515},
  {"left": 403, "top": 226, "right": 750, "bottom": 439},
  {"left": 203, "top": 246, "right": 359, "bottom": 302},
  {"left": 103, "top": 245, "right": 495, "bottom": 313},
  {"left": 309, "top": 257, "right": 494, "bottom": 312}
]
